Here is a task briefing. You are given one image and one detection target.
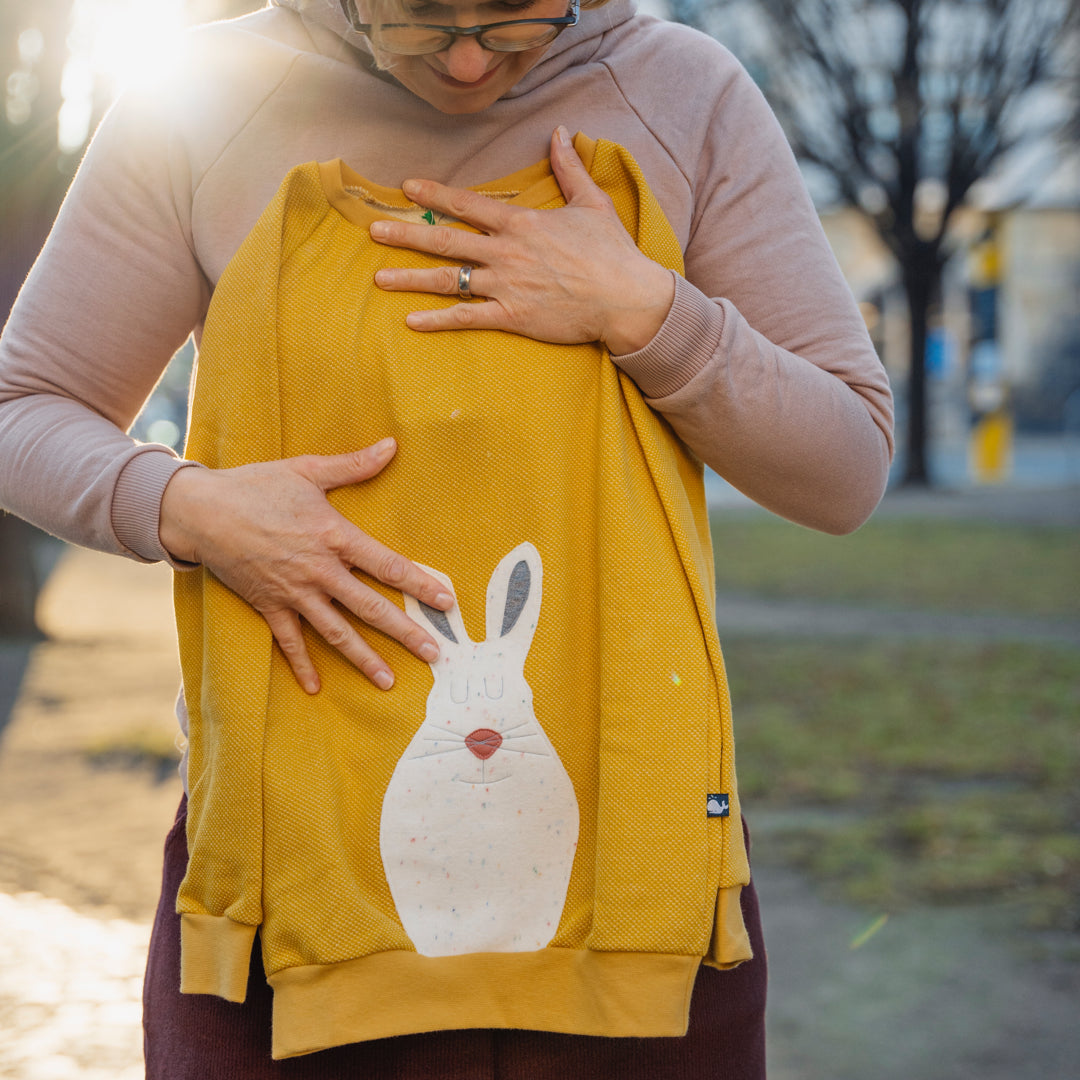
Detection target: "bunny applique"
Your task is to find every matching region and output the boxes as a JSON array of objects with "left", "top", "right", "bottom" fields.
[{"left": 380, "top": 542, "right": 580, "bottom": 957}]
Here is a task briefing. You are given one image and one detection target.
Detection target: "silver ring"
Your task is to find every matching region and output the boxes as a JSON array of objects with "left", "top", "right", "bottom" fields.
[{"left": 457, "top": 264, "right": 473, "bottom": 300}]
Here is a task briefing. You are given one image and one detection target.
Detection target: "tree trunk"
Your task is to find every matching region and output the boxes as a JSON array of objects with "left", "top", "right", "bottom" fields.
[
  {"left": 0, "top": 517, "right": 45, "bottom": 640},
  {"left": 901, "top": 255, "right": 943, "bottom": 487}
]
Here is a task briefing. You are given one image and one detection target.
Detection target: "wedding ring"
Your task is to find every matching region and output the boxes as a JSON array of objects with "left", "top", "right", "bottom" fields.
[{"left": 457, "top": 264, "right": 474, "bottom": 300}]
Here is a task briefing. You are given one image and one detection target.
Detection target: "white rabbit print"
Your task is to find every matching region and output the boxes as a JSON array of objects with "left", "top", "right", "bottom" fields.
[{"left": 380, "top": 542, "right": 580, "bottom": 958}]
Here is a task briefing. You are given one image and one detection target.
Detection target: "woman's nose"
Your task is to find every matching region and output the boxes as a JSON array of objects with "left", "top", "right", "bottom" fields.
[{"left": 440, "top": 34, "right": 492, "bottom": 82}]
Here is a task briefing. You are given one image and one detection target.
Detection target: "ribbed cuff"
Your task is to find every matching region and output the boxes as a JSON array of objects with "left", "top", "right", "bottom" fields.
[
  {"left": 180, "top": 913, "right": 258, "bottom": 1003},
  {"left": 609, "top": 273, "right": 727, "bottom": 400},
  {"left": 111, "top": 447, "right": 203, "bottom": 567}
]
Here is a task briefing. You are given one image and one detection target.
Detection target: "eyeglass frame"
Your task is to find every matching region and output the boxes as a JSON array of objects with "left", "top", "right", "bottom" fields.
[{"left": 340, "top": 0, "right": 581, "bottom": 54}]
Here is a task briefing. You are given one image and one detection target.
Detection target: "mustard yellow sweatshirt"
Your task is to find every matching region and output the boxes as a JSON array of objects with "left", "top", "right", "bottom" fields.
[{"left": 174, "top": 135, "right": 751, "bottom": 1060}]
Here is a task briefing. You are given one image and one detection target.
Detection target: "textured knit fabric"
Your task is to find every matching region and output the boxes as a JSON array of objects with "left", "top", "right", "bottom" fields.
[
  {"left": 174, "top": 138, "right": 751, "bottom": 1059},
  {"left": 0, "top": 1, "right": 894, "bottom": 565},
  {"left": 145, "top": 798, "right": 768, "bottom": 1079}
]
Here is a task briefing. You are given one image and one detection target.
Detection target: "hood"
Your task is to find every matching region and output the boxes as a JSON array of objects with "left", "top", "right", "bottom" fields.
[
  {"left": 270, "top": 0, "right": 368, "bottom": 49},
  {"left": 268, "top": 0, "right": 639, "bottom": 87}
]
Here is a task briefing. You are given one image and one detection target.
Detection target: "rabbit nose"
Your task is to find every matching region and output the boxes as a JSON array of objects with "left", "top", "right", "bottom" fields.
[{"left": 465, "top": 728, "right": 502, "bottom": 760}]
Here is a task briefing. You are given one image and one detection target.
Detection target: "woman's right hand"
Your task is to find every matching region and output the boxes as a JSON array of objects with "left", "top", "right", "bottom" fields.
[{"left": 158, "top": 436, "right": 453, "bottom": 695}]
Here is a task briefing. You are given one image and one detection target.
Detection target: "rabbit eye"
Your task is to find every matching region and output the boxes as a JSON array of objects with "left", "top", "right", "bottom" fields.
[
  {"left": 450, "top": 678, "right": 469, "bottom": 704},
  {"left": 484, "top": 676, "right": 504, "bottom": 700}
]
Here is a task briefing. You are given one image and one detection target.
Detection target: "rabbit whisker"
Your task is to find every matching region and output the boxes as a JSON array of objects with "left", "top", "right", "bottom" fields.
[
  {"left": 496, "top": 719, "right": 533, "bottom": 736},
  {"left": 421, "top": 725, "right": 467, "bottom": 740},
  {"left": 412, "top": 744, "right": 472, "bottom": 760}
]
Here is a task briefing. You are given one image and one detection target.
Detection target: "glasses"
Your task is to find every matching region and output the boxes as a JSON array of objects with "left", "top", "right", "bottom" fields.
[{"left": 342, "top": 0, "right": 580, "bottom": 55}]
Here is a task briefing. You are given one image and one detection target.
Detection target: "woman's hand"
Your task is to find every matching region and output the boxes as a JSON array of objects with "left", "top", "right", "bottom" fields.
[
  {"left": 159, "top": 437, "right": 454, "bottom": 695},
  {"left": 370, "top": 126, "right": 675, "bottom": 357}
]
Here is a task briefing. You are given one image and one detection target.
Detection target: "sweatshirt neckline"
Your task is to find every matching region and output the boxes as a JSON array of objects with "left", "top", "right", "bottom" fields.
[{"left": 319, "top": 132, "right": 597, "bottom": 230}]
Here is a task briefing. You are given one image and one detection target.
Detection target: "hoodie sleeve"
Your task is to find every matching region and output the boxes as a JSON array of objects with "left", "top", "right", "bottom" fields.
[
  {"left": 0, "top": 87, "right": 211, "bottom": 563},
  {"left": 606, "top": 28, "right": 894, "bottom": 535}
]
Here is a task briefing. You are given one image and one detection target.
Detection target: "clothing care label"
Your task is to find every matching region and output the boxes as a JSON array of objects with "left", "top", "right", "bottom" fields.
[{"left": 706, "top": 794, "right": 730, "bottom": 818}]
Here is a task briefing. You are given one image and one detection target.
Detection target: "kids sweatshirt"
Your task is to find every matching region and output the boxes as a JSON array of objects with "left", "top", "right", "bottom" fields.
[{"left": 175, "top": 138, "right": 751, "bottom": 1058}]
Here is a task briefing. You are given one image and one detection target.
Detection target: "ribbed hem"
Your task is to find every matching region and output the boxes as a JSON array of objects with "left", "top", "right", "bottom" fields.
[
  {"left": 268, "top": 949, "right": 701, "bottom": 1059},
  {"left": 111, "top": 448, "right": 203, "bottom": 566},
  {"left": 180, "top": 913, "right": 258, "bottom": 1002},
  {"left": 610, "top": 274, "right": 726, "bottom": 400}
]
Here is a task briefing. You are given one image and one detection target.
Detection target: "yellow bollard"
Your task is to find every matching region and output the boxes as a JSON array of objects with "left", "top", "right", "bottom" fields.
[{"left": 970, "top": 408, "right": 1013, "bottom": 483}]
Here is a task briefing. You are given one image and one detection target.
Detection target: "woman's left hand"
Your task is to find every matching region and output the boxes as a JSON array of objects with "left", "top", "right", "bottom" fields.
[{"left": 370, "top": 126, "right": 675, "bottom": 357}]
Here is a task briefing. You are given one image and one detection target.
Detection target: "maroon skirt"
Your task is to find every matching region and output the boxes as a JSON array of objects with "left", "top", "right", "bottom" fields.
[{"left": 144, "top": 799, "right": 767, "bottom": 1079}]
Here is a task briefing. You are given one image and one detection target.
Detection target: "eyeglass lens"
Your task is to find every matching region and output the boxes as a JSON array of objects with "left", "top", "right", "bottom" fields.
[{"left": 374, "top": 21, "right": 563, "bottom": 54}]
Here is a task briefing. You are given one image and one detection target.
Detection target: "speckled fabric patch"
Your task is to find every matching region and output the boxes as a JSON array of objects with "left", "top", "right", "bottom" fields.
[{"left": 381, "top": 543, "right": 580, "bottom": 957}]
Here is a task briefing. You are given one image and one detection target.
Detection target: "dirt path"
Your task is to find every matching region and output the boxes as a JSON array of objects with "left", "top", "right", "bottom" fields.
[{"left": 0, "top": 548, "right": 183, "bottom": 920}]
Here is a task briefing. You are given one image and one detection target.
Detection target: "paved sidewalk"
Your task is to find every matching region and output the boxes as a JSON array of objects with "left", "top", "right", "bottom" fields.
[
  {"left": 714, "top": 593, "right": 1080, "bottom": 645},
  {"left": 0, "top": 893, "right": 146, "bottom": 1080}
]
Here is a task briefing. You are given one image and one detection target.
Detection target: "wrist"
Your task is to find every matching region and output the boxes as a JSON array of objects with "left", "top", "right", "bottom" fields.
[
  {"left": 159, "top": 465, "right": 210, "bottom": 565},
  {"left": 601, "top": 261, "right": 676, "bottom": 357}
]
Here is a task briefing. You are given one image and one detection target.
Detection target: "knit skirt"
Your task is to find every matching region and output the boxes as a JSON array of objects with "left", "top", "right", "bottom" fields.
[{"left": 144, "top": 799, "right": 768, "bottom": 1079}]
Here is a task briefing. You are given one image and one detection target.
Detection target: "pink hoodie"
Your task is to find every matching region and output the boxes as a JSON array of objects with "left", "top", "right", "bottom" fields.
[{"left": 0, "top": 0, "right": 892, "bottom": 563}]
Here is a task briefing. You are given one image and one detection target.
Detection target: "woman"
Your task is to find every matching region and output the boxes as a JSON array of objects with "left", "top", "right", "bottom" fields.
[{"left": 0, "top": 0, "right": 893, "bottom": 1075}]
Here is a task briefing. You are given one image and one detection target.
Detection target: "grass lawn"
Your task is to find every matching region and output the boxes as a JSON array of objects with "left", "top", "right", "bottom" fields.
[
  {"left": 710, "top": 512, "right": 1080, "bottom": 930},
  {"left": 726, "top": 638, "right": 1079, "bottom": 930},
  {"left": 709, "top": 512, "right": 1080, "bottom": 618}
]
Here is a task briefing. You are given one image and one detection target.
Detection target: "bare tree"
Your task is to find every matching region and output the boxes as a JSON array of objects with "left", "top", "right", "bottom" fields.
[
  {"left": 1, "top": 0, "right": 264, "bottom": 637},
  {"left": 669, "top": 0, "right": 1078, "bottom": 485},
  {"left": 1, "top": 0, "right": 73, "bottom": 638}
]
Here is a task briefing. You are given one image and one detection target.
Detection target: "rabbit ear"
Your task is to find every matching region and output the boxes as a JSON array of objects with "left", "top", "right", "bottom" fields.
[
  {"left": 403, "top": 564, "right": 470, "bottom": 647},
  {"left": 485, "top": 542, "right": 542, "bottom": 651}
]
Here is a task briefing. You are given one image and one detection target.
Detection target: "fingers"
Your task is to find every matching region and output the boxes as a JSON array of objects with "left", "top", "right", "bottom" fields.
[
  {"left": 403, "top": 299, "right": 507, "bottom": 334},
  {"left": 301, "top": 436, "right": 397, "bottom": 492},
  {"left": 337, "top": 527, "right": 454, "bottom": 615},
  {"left": 265, "top": 609, "right": 321, "bottom": 695},
  {"left": 402, "top": 177, "right": 513, "bottom": 233},
  {"left": 374, "top": 264, "right": 488, "bottom": 299},
  {"left": 550, "top": 125, "right": 610, "bottom": 210},
  {"left": 264, "top": 550, "right": 450, "bottom": 695},
  {"left": 297, "top": 593, "right": 400, "bottom": 692},
  {"left": 296, "top": 440, "right": 455, "bottom": 611},
  {"left": 266, "top": 595, "right": 410, "bottom": 696}
]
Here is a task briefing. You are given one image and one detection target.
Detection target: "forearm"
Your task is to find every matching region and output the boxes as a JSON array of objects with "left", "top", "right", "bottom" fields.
[
  {"left": 0, "top": 393, "right": 195, "bottom": 561},
  {"left": 0, "top": 87, "right": 210, "bottom": 561},
  {"left": 612, "top": 274, "right": 893, "bottom": 534}
]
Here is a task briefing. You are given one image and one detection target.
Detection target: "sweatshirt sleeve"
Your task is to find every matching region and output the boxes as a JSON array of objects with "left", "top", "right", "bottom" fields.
[
  {"left": 610, "top": 41, "right": 894, "bottom": 536},
  {"left": 0, "top": 89, "right": 210, "bottom": 563}
]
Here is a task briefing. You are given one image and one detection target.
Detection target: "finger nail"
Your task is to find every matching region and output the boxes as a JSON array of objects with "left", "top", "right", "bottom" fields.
[
  {"left": 373, "top": 436, "right": 395, "bottom": 454},
  {"left": 305, "top": 677, "right": 321, "bottom": 695},
  {"left": 373, "top": 669, "right": 394, "bottom": 690},
  {"left": 435, "top": 591, "right": 454, "bottom": 608},
  {"left": 370, "top": 221, "right": 389, "bottom": 238},
  {"left": 374, "top": 270, "right": 391, "bottom": 286},
  {"left": 556, "top": 125, "right": 571, "bottom": 147},
  {"left": 419, "top": 642, "right": 439, "bottom": 662},
  {"left": 402, "top": 179, "right": 421, "bottom": 198}
]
